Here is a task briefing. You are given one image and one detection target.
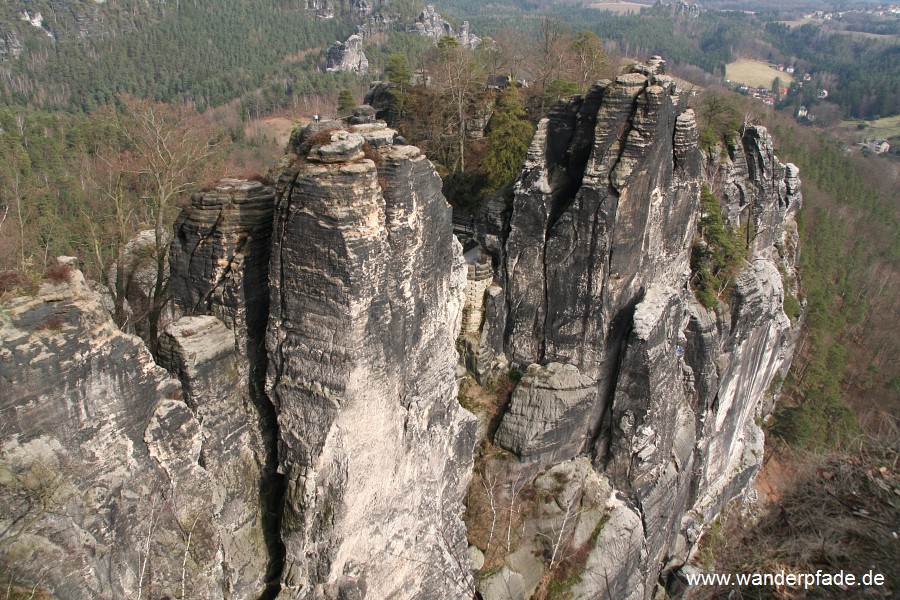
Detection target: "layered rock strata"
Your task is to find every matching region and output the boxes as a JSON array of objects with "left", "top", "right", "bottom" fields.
[
  {"left": 170, "top": 178, "right": 276, "bottom": 357},
  {"left": 0, "top": 263, "right": 267, "bottom": 599},
  {"left": 267, "top": 123, "right": 477, "bottom": 598},
  {"left": 493, "top": 363, "right": 596, "bottom": 471},
  {"left": 470, "top": 63, "right": 800, "bottom": 599},
  {"left": 169, "top": 177, "right": 285, "bottom": 593}
]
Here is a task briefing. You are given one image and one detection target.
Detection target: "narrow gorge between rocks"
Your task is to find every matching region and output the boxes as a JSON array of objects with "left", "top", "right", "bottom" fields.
[{"left": 1, "top": 60, "right": 803, "bottom": 600}]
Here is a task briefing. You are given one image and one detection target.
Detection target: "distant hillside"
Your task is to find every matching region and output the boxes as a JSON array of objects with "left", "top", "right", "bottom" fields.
[
  {"left": 0, "top": 0, "right": 359, "bottom": 110},
  {"left": 0, "top": 0, "right": 169, "bottom": 43}
]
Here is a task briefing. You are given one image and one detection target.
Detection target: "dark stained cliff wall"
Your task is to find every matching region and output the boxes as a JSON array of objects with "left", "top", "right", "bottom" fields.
[{"left": 470, "top": 61, "right": 801, "bottom": 599}]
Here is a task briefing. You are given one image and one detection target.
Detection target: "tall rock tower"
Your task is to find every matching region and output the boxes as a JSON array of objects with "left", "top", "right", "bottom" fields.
[{"left": 266, "top": 122, "right": 477, "bottom": 598}]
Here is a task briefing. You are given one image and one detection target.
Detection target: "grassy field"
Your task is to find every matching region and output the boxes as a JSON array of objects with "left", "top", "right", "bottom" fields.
[
  {"left": 840, "top": 114, "right": 900, "bottom": 143},
  {"left": 777, "top": 18, "right": 813, "bottom": 27},
  {"left": 245, "top": 116, "right": 308, "bottom": 148},
  {"left": 726, "top": 59, "right": 795, "bottom": 88},
  {"left": 587, "top": 1, "right": 650, "bottom": 13}
]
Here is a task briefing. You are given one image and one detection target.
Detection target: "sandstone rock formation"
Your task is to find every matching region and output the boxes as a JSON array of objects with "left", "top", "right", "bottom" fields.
[
  {"left": 168, "top": 177, "right": 286, "bottom": 593},
  {"left": 0, "top": 262, "right": 269, "bottom": 599},
  {"left": 466, "top": 62, "right": 800, "bottom": 599},
  {"left": 325, "top": 34, "right": 369, "bottom": 73},
  {"left": 493, "top": 363, "right": 596, "bottom": 471},
  {"left": 267, "top": 122, "right": 477, "bottom": 598},
  {"left": 408, "top": 5, "right": 481, "bottom": 49},
  {"left": 718, "top": 126, "right": 802, "bottom": 258},
  {"left": 1, "top": 56, "right": 802, "bottom": 600}
]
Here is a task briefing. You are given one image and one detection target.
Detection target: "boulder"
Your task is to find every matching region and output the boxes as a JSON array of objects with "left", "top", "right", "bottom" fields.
[{"left": 494, "top": 363, "right": 596, "bottom": 469}]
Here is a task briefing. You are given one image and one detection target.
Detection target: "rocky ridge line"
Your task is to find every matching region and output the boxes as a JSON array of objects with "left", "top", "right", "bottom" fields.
[{"left": 462, "top": 60, "right": 801, "bottom": 599}]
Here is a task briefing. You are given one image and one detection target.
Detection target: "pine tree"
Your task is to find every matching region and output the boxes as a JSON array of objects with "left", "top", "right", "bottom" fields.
[
  {"left": 481, "top": 86, "right": 534, "bottom": 195},
  {"left": 384, "top": 54, "right": 412, "bottom": 88},
  {"left": 337, "top": 89, "right": 356, "bottom": 114}
]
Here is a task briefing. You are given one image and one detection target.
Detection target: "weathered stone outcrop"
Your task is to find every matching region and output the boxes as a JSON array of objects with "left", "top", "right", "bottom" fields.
[
  {"left": 501, "top": 71, "right": 700, "bottom": 435},
  {"left": 494, "top": 363, "right": 596, "bottom": 471},
  {"left": 407, "top": 5, "right": 480, "bottom": 49},
  {"left": 1, "top": 52, "right": 802, "bottom": 600},
  {"left": 603, "top": 284, "right": 697, "bottom": 593},
  {"left": 470, "top": 63, "right": 800, "bottom": 599},
  {"left": 325, "top": 34, "right": 369, "bottom": 74},
  {"left": 0, "top": 264, "right": 267, "bottom": 599},
  {"left": 169, "top": 177, "right": 284, "bottom": 592},
  {"left": 266, "top": 123, "right": 477, "bottom": 598},
  {"left": 684, "top": 259, "right": 794, "bottom": 526},
  {"left": 363, "top": 81, "right": 403, "bottom": 127},
  {"left": 156, "top": 316, "right": 271, "bottom": 598},
  {"left": 170, "top": 178, "right": 276, "bottom": 343},
  {"left": 718, "top": 126, "right": 802, "bottom": 256},
  {"left": 103, "top": 228, "right": 171, "bottom": 340}
]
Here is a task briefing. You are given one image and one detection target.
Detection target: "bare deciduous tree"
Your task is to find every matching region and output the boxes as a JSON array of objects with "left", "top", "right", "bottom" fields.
[
  {"left": 571, "top": 30, "right": 609, "bottom": 91},
  {"left": 430, "top": 36, "right": 484, "bottom": 174},
  {"left": 99, "top": 97, "right": 225, "bottom": 352}
]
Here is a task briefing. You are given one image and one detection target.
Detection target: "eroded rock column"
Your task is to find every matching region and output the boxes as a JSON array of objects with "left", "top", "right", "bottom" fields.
[{"left": 267, "top": 124, "right": 477, "bottom": 599}]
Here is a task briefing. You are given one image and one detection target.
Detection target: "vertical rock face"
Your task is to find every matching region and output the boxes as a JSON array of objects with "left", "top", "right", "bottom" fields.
[
  {"left": 0, "top": 266, "right": 265, "bottom": 599},
  {"left": 155, "top": 316, "right": 271, "bottom": 598},
  {"left": 603, "top": 284, "right": 697, "bottom": 594},
  {"left": 325, "top": 34, "right": 369, "bottom": 74},
  {"left": 169, "top": 177, "right": 285, "bottom": 593},
  {"left": 502, "top": 71, "right": 701, "bottom": 442},
  {"left": 407, "top": 5, "right": 481, "bottom": 49},
  {"left": 719, "top": 126, "right": 802, "bottom": 256},
  {"left": 170, "top": 178, "right": 276, "bottom": 356},
  {"left": 478, "top": 63, "right": 800, "bottom": 599},
  {"left": 267, "top": 124, "right": 476, "bottom": 598}
]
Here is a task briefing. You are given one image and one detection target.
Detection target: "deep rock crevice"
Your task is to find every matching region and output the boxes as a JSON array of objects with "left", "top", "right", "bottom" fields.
[
  {"left": 2, "top": 60, "right": 801, "bottom": 600},
  {"left": 465, "top": 59, "right": 800, "bottom": 599}
]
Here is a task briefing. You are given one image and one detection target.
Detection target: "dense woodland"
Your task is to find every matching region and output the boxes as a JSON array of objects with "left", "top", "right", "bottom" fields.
[
  {"left": 1, "top": 0, "right": 355, "bottom": 110},
  {"left": 0, "top": 0, "right": 898, "bottom": 592}
]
